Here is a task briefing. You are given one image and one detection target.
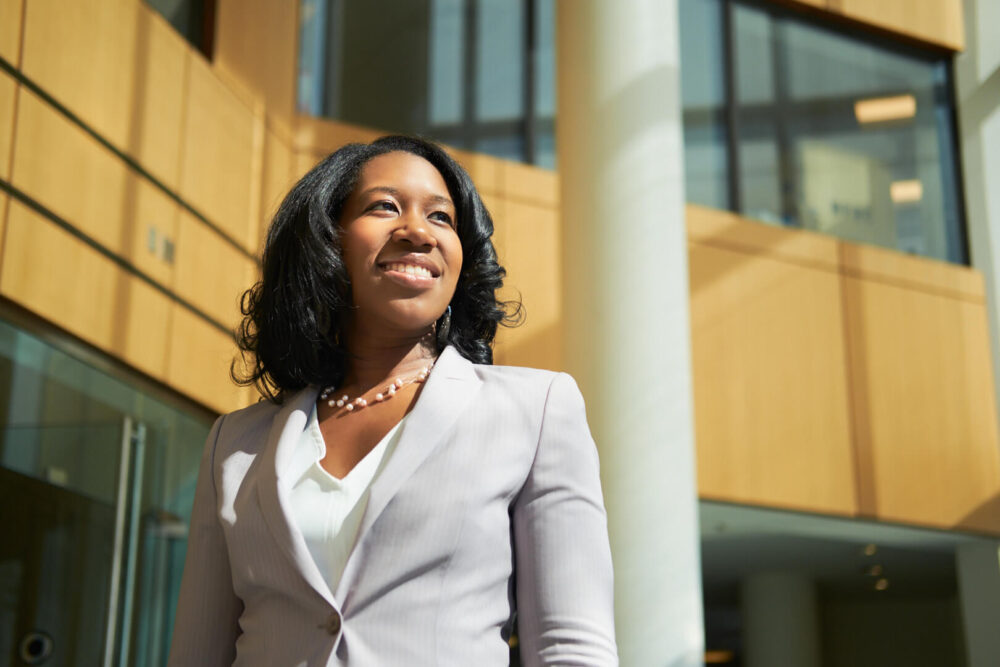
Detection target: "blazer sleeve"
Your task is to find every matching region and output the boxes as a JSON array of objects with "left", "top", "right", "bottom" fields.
[
  {"left": 167, "top": 415, "right": 243, "bottom": 667},
  {"left": 513, "top": 372, "right": 618, "bottom": 666}
]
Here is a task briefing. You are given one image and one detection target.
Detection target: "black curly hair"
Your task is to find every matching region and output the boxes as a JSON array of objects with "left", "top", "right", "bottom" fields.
[{"left": 233, "top": 135, "right": 521, "bottom": 403}]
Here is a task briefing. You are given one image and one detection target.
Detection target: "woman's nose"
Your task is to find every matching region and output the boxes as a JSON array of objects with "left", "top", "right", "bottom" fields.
[{"left": 392, "top": 212, "right": 437, "bottom": 247}]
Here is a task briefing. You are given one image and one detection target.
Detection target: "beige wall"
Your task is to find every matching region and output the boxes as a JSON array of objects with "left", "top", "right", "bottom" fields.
[
  {"left": 0, "top": 0, "right": 995, "bottom": 533},
  {"left": 688, "top": 206, "right": 1000, "bottom": 534}
]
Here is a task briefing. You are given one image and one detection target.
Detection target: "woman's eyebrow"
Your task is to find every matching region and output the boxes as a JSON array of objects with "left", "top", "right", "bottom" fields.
[{"left": 361, "top": 186, "right": 453, "bottom": 209}]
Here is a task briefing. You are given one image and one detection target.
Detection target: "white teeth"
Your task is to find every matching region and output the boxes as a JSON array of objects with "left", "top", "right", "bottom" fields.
[{"left": 386, "top": 262, "right": 433, "bottom": 278}]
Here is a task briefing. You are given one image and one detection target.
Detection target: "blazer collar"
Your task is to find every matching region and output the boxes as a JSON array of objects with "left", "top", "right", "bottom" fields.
[
  {"left": 256, "top": 345, "right": 483, "bottom": 608},
  {"left": 334, "top": 345, "right": 483, "bottom": 605},
  {"left": 256, "top": 383, "right": 331, "bottom": 604}
]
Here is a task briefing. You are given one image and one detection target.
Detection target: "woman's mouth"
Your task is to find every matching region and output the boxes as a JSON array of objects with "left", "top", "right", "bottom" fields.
[
  {"left": 379, "top": 261, "right": 439, "bottom": 288},
  {"left": 383, "top": 262, "right": 435, "bottom": 278}
]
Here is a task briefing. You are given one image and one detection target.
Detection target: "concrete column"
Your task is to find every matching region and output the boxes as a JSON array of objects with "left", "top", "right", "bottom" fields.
[
  {"left": 955, "top": 0, "right": 1000, "bottom": 425},
  {"left": 556, "top": 2, "right": 703, "bottom": 665},
  {"left": 956, "top": 542, "right": 1000, "bottom": 666},
  {"left": 740, "top": 573, "right": 821, "bottom": 667}
]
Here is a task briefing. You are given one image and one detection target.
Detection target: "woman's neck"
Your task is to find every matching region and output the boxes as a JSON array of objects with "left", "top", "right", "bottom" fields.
[{"left": 342, "top": 329, "right": 438, "bottom": 389}]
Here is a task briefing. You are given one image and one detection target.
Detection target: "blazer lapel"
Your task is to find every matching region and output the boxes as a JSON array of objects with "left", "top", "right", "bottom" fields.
[
  {"left": 256, "top": 385, "right": 337, "bottom": 606},
  {"left": 334, "top": 346, "right": 483, "bottom": 603}
]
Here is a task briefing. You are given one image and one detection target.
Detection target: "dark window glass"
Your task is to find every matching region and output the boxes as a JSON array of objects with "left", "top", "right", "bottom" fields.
[{"left": 298, "top": 0, "right": 554, "bottom": 166}]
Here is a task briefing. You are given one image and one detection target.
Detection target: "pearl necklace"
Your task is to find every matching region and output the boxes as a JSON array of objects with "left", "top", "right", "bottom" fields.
[{"left": 319, "top": 361, "right": 435, "bottom": 412}]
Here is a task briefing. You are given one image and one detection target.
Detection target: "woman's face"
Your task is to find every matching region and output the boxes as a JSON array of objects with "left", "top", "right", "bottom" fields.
[{"left": 339, "top": 151, "right": 463, "bottom": 336}]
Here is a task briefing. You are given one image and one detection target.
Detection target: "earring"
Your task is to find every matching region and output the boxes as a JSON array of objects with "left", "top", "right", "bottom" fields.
[{"left": 436, "top": 305, "right": 452, "bottom": 348}]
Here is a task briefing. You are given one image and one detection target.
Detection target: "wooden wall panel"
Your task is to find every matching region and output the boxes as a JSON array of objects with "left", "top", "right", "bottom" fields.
[
  {"left": 492, "top": 200, "right": 562, "bottom": 371},
  {"left": 840, "top": 242, "right": 983, "bottom": 301},
  {"left": 844, "top": 276, "right": 1000, "bottom": 532},
  {"left": 837, "top": 0, "right": 964, "bottom": 51},
  {"left": 0, "top": 201, "right": 171, "bottom": 378},
  {"left": 167, "top": 304, "right": 250, "bottom": 415},
  {"left": 690, "top": 242, "right": 857, "bottom": 515},
  {"left": 447, "top": 147, "right": 503, "bottom": 198},
  {"left": 0, "top": 68, "right": 14, "bottom": 181},
  {"left": 214, "top": 0, "right": 298, "bottom": 119},
  {"left": 687, "top": 204, "right": 839, "bottom": 271},
  {"left": 20, "top": 0, "right": 187, "bottom": 187},
  {"left": 11, "top": 88, "right": 178, "bottom": 286},
  {"left": 0, "top": 0, "right": 23, "bottom": 66},
  {"left": 259, "top": 128, "right": 295, "bottom": 252},
  {"left": 500, "top": 160, "right": 559, "bottom": 207},
  {"left": 180, "top": 54, "right": 255, "bottom": 250},
  {"left": 173, "top": 210, "right": 256, "bottom": 330},
  {"left": 0, "top": 193, "right": 7, "bottom": 259}
]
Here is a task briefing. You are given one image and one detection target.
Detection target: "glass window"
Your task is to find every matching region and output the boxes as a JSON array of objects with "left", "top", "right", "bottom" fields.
[
  {"left": 679, "top": 0, "right": 730, "bottom": 210},
  {"left": 727, "top": 1, "right": 966, "bottom": 263},
  {"left": 297, "top": 0, "right": 555, "bottom": 166},
  {"left": 0, "top": 315, "right": 213, "bottom": 666}
]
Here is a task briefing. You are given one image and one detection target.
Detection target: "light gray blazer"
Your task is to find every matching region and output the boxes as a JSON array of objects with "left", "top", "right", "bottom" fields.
[{"left": 167, "top": 346, "right": 617, "bottom": 666}]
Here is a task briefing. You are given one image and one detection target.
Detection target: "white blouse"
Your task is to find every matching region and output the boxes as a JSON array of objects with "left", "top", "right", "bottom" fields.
[{"left": 288, "top": 404, "right": 406, "bottom": 591}]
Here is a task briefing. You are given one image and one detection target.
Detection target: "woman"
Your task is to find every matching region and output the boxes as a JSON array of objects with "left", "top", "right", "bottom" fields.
[{"left": 167, "top": 136, "right": 617, "bottom": 666}]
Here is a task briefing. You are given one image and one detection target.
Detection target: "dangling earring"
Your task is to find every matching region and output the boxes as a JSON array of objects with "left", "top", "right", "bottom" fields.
[{"left": 436, "top": 305, "right": 452, "bottom": 348}]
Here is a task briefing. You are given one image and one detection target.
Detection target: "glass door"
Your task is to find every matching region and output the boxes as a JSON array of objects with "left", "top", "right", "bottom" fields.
[{"left": 0, "top": 318, "right": 211, "bottom": 667}]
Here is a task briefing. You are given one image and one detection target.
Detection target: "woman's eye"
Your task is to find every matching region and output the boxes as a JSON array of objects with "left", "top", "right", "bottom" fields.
[
  {"left": 430, "top": 211, "right": 454, "bottom": 227},
  {"left": 370, "top": 200, "right": 398, "bottom": 213}
]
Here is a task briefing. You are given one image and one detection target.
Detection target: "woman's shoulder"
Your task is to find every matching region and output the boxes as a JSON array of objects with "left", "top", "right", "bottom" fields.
[
  {"left": 213, "top": 394, "right": 287, "bottom": 443},
  {"left": 471, "top": 362, "right": 584, "bottom": 404}
]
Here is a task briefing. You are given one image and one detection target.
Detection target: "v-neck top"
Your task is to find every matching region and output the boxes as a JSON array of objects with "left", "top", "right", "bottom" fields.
[{"left": 287, "top": 403, "right": 406, "bottom": 592}]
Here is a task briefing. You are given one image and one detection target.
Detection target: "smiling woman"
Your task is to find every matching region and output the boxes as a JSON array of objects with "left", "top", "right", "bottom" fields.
[{"left": 166, "top": 136, "right": 618, "bottom": 666}]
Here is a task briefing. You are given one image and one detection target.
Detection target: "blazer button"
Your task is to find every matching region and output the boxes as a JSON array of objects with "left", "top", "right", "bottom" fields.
[{"left": 324, "top": 613, "right": 341, "bottom": 636}]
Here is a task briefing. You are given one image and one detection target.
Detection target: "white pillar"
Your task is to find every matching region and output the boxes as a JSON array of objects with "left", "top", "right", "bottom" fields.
[
  {"left": 957, "top": 542, "right": 1000, "bottom": 666},
  {"left": 556, "top": 2, "right": 703, "bottom": 665},
  {"left": 955, "top": 0, "right": 1000, "bottom": 425},
  {"left": 740, "top": 573, "right": 821, "bottom": 667}
]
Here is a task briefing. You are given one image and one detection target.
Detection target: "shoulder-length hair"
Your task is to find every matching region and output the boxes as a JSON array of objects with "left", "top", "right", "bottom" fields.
[{"left": 233, "top": 135, "right": 521, "bottom": 403}]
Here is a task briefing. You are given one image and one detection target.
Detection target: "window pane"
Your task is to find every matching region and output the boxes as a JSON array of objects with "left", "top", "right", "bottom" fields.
[
  {"left": 299, "top": 0, "right": 542, "bottom": 165},
  {"left": 680, "top": 0, "right": 730, "bottom": 210},
  {"left": 475, "top": 0, "right": 523, "bottom": 122},
  {"left": 732, "top": 2, "right": 965, "bottom": 263}
]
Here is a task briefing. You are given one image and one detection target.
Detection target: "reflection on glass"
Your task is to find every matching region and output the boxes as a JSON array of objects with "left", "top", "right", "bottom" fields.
[
  {"left": 297, "top": 0, "right": 555, "bottom": 167},
  {"left": 731, "top": 1, "right": 965, "bottom": 263},
  {"left": 679, "top": 0, "right": 729, "bottom": 210},
  {"left": 0, "top": 318, "right": 211, "bottom": 666}
]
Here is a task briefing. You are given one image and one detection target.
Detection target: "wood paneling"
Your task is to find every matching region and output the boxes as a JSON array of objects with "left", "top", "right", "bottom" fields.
[
  {"left": 0, "top": 68, "right": 15, "bottom": 181},
  {"left": 837, "top": 0, "right": 964, "bottom": 51},
  {"left": 20, "top": 0, "right": 187, "bottom": 187},
  {"left": 500, "top": 160, "right": 559, "bottom": 207},
  {"left": 259, "top": 128, "right": 294, "bottom": 252},
  {"left": 843, "top": 276, "right": 1000, "bottom": 532},
  {"left": 492, "top": 200, "right": 562, "bottom": 371},
  {"left": 840, "top": 242, "right": 983, "bottom": 301},
  {"left": 690, "top": 242, "right": 857, "bottom": 515},
  {"left": 294, "top": 150, "right": 323, "bottom": 182},
  {"left": 167, "top": 304, "right": 250, "bottom": 415},
  {"left": 446, "top": 146, "right": 503, "bottom": 197},
  {"left": 0, "top": 201, "right": 172, "bottom": 378},
  {"left": 0, "top": 0, "right": 23, "bottom": 66},
  {"left": 173, "top": 209, "right": 256, "bottom": 329},
  {"left": 294, "top": 116, "right": 382, "bottom": 155},
  {"left": 11, "top": 88, "right": 178, "bottom": 286},
  {"left": 179, "top": 53, "right": 255, "bottom": 250},
  {"left": 214, "top": 0, "right": 298, "bottom": 119},
  {"left": 0, "top": 192, "right": 7, "bottom": 261},
  {"left": 687, "top": 204, "right": 840, "bottom": 271}
]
